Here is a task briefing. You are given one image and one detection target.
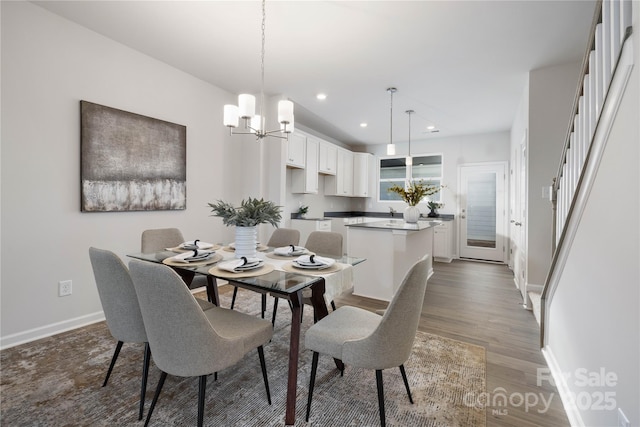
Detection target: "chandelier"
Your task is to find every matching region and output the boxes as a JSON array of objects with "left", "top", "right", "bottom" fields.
[
  {"left": 386, "top": 87, "right": 397, "bottom": 155},
  {"left": 223, "top": 0, "right": 294, "bottom": 141}
]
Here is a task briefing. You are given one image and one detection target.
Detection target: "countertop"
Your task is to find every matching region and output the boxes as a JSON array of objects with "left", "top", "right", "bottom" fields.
[
  {"left": 323, "top": 211, "right": 454, "bottom": 221},
  {"left": 345, "top": 219, "right": 440, "bottom": 231}
]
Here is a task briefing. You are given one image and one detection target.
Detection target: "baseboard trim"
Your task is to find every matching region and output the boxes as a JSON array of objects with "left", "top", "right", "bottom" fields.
[
  {"left": 542, "top": 345, "right": 585, "bottom": 427},
  {"left": 0, "top": 311, "right": 105, "bottom": 350}
]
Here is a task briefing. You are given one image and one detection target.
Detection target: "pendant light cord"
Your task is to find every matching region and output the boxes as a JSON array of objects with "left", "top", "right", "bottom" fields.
[{"left": 388, "top": 87, "right": 397, "bottom": 146}]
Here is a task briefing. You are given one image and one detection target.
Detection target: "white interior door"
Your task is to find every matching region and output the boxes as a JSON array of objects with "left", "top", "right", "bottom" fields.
[
  {"left": 459, "top": 162, "right": 507, "bottom": 262},
  {"left": 512, "top": 140, "right": 527, "bottom": 298}
]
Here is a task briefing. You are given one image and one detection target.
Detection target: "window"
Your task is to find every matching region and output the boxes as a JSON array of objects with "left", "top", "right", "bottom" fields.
[{"left": 379, "top": 154, "right": 443, "bottom": 202}]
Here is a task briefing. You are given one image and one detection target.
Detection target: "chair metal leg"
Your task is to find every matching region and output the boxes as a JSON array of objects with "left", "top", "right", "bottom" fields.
[
  {"left": 144, "top": 371, "right": 167, "bottom": 427},
  {"left": 399, "top": 364, "right": 414, "bottom": 404},
  {"left": 330, "top": 300, "right": 337, "bottom": 311},
  {"left": 257, "top": 346, "right": 271, "bottom": 405},
  {"left": 375, "top": 370, "right": 386, "bottom": 427},
  {"left": 102, "top": 340, "right": 123, "bottom": 387},
  {"left": 139, "top": 342, "right": 151, "bottom": 420},
  {"left": 230, "top": 287, "right": 238, "bottom": 309},
  {"left": 261, "top": 294, "right": 267, "bottom": 319},
  {"left": 198, "top": 375, "right": 207, "bottom": 427},
  {"left": 271, "top": 297, "right": 279, "bottom": 325},
  {"left": 305, "top": 351, "right": 319, "bottom": 422}
]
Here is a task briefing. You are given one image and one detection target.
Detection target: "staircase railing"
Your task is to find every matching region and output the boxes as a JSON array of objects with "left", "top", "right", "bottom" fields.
[{"left": 540, "top": 0, "right": 634, "bottom": 347}]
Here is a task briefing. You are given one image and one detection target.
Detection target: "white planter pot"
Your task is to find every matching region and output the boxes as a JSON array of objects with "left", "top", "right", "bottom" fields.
[
  {"left": 235, "top": 226, "right": 257, "bottom": 259},
  {"left": 404, "top": 205, "right": 421, "bottom": 223}
]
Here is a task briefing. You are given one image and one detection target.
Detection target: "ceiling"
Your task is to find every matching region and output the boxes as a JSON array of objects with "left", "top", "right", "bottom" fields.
[{"left": 33, "top": 0, "right": 597, "bottom": 147}]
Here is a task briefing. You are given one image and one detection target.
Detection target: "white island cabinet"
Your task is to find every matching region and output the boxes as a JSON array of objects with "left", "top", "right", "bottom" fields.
[{"left": 347, "top": 220, "right": 434, "bottom": 301}]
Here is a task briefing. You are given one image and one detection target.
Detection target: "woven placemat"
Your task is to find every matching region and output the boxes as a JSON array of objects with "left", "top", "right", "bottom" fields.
[
  {"left": 162, "top": 253, "right": 223, "bottom": 267},
  {"left": 280, "top": 262, "right": 344, "bottom": 275},
  {"left": 208, "top": 263, "right": 275, "bottom": 278}
]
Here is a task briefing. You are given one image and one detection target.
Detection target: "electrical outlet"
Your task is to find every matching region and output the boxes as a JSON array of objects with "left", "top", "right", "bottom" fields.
[
  {"left": 618, "top": 408, "right": 630, "bottom": 427},
  {"left": 58, "top": 280, "right": 72, "bottom": 297}
]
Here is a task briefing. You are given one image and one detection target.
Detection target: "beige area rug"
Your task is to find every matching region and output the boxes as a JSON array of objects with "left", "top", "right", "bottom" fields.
[{"left": 1, "top": 289, "right": 486, "bottom": 426}]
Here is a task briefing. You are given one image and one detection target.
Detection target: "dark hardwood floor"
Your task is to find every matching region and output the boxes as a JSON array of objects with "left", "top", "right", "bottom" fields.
[{"left": 335, "top": 259, "right": 570, "bottom": 427}]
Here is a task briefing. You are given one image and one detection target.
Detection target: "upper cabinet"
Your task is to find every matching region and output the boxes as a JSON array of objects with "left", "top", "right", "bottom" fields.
[
  {"left": 318, "top": 141, "right": 337, "bottom": 175},
  {"left": 285, "top": 130, "right": 373, "bottom": 198},
  {"left": 286, "top": 132, "right": 306, "bottom": 168},
  {"left": 325, "top": 148, "right": 354, "bottom": 197},
  {"left": 291, "top": 136, "right": 319, "bottom": 194},
  {"left": 353, "top": 153, "right": 374, "bottom": 197}
]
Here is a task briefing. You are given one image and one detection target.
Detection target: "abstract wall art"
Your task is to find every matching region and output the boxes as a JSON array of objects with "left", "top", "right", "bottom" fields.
[{"left": 80, "top": 101, "right": 186, "bottom": 212}]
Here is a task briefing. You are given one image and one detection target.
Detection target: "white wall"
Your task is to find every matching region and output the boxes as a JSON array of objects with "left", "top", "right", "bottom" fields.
[
  {"left": 546, "top": 22, "right": 639, "bottom": 425},
  {"left": 527, "top": 61, "right": 582, "bottom": 288},
  {"left": 0, "top": 2, "right": 266, "bottom": 346}
]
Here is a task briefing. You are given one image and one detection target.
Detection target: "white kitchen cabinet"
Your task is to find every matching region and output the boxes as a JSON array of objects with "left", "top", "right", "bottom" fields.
[
  {"left": 319, "top": 141, "right": 337, "bottom": 175},
  {"left": 291, "top": 137, "right": 319, "bottom": 194},
  {"left": 291, "top": 218, "right": 332, "bottom": 246},
  {"left": 286, "top": 132, "right": 306, "bottom": 168},
  {"left": 324, "top": 148, "right": 353, "bottom": 196},
  {"left": 353, "top": 152, "right": 373, "bottom": 197},
  {"left": 433, "top": 221, "right": 453, "bottom": 263}
]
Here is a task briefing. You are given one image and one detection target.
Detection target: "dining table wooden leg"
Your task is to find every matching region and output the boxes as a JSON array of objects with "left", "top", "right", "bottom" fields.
[
  {"left": 206, "top": 276, "right": 219, "bottom": 306},
  {"left": 285, "top": 290, "right": 303, "bottom": 426}
]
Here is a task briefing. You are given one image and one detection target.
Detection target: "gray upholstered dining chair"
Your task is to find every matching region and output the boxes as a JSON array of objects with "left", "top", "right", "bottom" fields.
[
  {"left": 230, "top": 227, "right": 301, "bottom": 323},
  {"left": 140, "top": 227, "right": 210, "bottom": 293},
  {"left": 304, "top": 255, "right": 430, "bottom": 427},
  {"left": 128, "top": 259, "right": 274, "bottom": 427},
  {"left": 267, "top": 227, "right": 301, "bottom": 248},
  {"left": 88, "top": 247, "right": 151, "bottom": 421},
  {"left": 305, "top": 231, "right": 343, "bottom": 258}
]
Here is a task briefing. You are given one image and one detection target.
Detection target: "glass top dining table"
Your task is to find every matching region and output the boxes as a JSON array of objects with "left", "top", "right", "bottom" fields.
[{"left": 127, "top": 247, "right": 365, "bottom": 426}]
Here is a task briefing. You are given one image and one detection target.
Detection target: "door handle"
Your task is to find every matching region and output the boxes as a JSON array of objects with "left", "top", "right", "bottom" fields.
[
  {"left": 461, "top": 215, "right": 466, "bottom": 219},
  {"left": 514, "top": 222, "right": 522, "bottom": 226}
]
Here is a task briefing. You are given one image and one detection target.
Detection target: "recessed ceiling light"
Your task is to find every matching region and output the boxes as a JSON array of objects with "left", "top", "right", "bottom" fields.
[
  {"left": 426, "top": 125, "right": 435, "bottom": 130},
  {"left": 360, "top": 123, "right": 368, "bottom": 128},
  {"left": 316, "top": 93, "right": 327, "bottom": 100}
]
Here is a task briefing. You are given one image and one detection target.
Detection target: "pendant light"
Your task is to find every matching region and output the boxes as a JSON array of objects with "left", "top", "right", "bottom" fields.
[
  {"left": 386, "top": 87, "right": 397, "bottom": 155},
  {"left": 405, "top": 110, "right": 414, "bottom": 166},
  {"left": 223, "top": 0, "right": 294, "bottom": 141}
]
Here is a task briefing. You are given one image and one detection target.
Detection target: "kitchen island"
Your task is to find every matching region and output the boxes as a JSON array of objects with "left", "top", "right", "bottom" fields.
[{"left": 346, "top": 219, "right": 435, "bottom": 301}]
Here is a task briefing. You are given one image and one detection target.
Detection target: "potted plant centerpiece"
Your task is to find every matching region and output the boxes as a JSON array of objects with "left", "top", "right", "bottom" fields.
[
  {"left": 208, "top": 197, "right": 282, "bottom": 258},
  {"left": 388, "top": 180, "right": 441, "bottom": 223}
]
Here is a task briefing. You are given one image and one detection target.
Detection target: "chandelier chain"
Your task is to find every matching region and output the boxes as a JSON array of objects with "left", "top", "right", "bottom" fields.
[{"left": 259, "top": 0, "right": 267, "bottom": 133}]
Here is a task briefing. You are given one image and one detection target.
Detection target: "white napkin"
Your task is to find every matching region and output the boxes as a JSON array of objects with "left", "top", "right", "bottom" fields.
[
  {"left": 169, "top": 249, "right": 215, "bottom": 263},
  {"left": 295, "top": 254, "right": 335, "bottom": 267},
  {"left": 274, "top": 245, "right": 306, "bottom": 256},
  {"left": 218, "top": 257, "right": 262, "bottom": 273},
  {"left": 179, "top": 240, "right": 215, "bottom": 250}
]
